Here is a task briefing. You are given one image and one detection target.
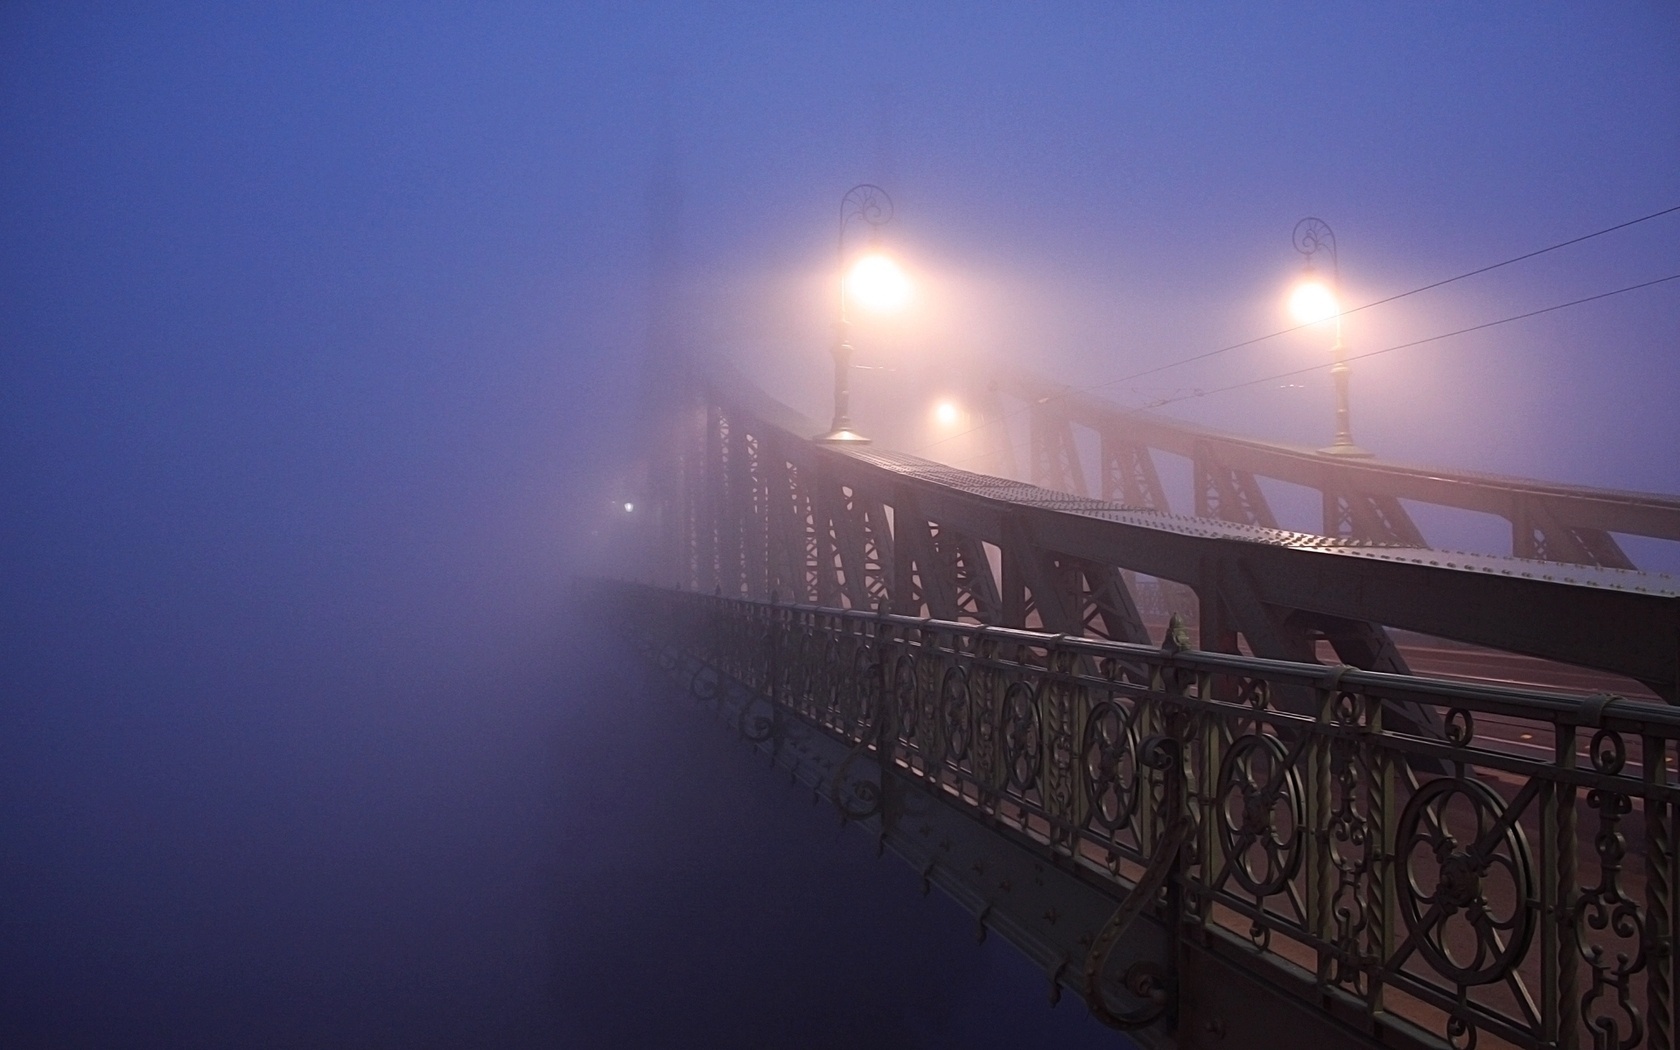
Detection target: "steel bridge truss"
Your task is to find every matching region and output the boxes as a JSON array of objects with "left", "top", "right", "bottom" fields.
[
  {"left": 616, "top": 584, "right": 1679, "bottom": 1050},
  {"left": 669, "top": 377, "right": 1677, "bottom": 704},
  {"left": 624, "top": 370, "right": 1680, "bottom": 1046},
  {"left": 997, "top": 370, "right": 1680, "bottom": 568}
]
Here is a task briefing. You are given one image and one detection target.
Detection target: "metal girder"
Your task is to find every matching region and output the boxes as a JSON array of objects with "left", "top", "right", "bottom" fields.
[
  {"left": 821, "top": 477, "right": 873, "bottom": 610},
  {"left": 1513, "top": 495, "right": 1638, "bottom": 569},
  {"left": 996, "top": 514, "right": 1148, "bottom": 643},
  {"left": 763, "top": 435, "right": 806, "bottom": 603},
  {"left": 996, "top": 367, "right": 1680, "bottom": 566},
  {"left": 693, "top": 376, "right": 1680, "bottom": 700},
  {"left": 1322, "top": 485, "right": 1427, "bottom": 546},
  {"left": 1570, "top": 526, "right": 1637, "bottom": 568},
  {"left": 678, "top": 408, "right": 704, "bottom": 589},
  {"left": 1196, "top": 555, "right": 1446, "bottom": 741},
  {"left": 722, "top": 410, "right": 756, "bottom": 597},
  {"left": 792, "top": 460, "right": 838, "bottom": 607},
  {"left": 640, "top": 365, "right": 1680, "bottom": 1049},
  {"left": 829, "top": 484, "right": 895, "bottom": 611},
  {"left": 859, "top": 498, "right": 896, "bottom": 608},
  {"left": 1000, "top": 513, "right": 1078, "bottom": 633},
  {"left": 1017, "top": 494, "right": 1680, "bottom": 702},
  {"left": 1101, "top": 433, "right": 1170, "bottom": 512},
  {"left": 1193, "top": 442, "right": 1278, "bottom": 529},
  {"left": 931, "top": 523, "right": 1001, "bottom": 623},
  {"left": 1064, "top": 559, "right": 1150, "bottom": 644},
  {"left": 739, "top": 429, "right": 769, "bottom": 599},
  {"left": 890, "top": 485, "right": 958, "bottom": 619},
  {"left": 1030, "top": 402, "right": 1090, "bottom": 496},
  {"left": 697, "top": 403, "right": 723, "bottom": 593}
]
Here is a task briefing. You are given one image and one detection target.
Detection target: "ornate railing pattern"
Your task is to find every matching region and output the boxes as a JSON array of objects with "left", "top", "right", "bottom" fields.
[{"left": 624, "top": 584, "right": 1679, "bottom": 1050}]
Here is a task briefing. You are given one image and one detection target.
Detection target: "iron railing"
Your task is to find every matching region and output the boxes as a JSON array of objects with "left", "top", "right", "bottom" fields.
[{"left": 620, "top": 583, "right": 1679, "bottom": 1050}]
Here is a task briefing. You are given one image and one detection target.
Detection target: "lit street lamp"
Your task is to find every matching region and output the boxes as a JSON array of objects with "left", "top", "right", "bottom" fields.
[
  {"left": 1290, "top": 217, "right": 1371, "bottom": 457},
  {"left": 818, "top": 184, "right": 909, "bottom": 443}
]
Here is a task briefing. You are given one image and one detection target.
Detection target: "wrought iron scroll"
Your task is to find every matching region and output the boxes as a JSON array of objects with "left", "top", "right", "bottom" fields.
[
  {"left": 623, "top": 585, "right": 1680, "bottom": 1050},
  {"left": 1083, "top": 732, "right": 1188, "bottom": 1029}
]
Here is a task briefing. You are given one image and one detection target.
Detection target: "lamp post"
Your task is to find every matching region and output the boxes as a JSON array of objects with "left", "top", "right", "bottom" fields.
[
  {"left": 818, "top": 184, "right": 906, "bottom": 444},
  {"left": 1291, "top": 217, "right": 1371, "bottom": 458}
]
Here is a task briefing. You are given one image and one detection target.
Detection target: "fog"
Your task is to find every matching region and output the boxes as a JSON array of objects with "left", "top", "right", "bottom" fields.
[{"left": 3, "top": 6, "right": 1676, "bottom": 1047}]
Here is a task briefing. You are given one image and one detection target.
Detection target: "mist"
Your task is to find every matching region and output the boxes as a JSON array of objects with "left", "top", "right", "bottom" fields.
[{"left": 3, "top": 5, "right": 1677, "bottom": 1047}]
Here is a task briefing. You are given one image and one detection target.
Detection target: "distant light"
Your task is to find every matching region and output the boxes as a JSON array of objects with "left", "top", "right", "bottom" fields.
[
  {"left": 623, "top": 502, "right": 635, "bottom": 513},
  {"left": 845, "top": 253, "right": 911, "bottom": 314},
  {"left": 1289, "top": 279, "right": 1339, "bottom": 326},
  {"left": 934, "top": 400, "right": 960, "bottom": 426}
]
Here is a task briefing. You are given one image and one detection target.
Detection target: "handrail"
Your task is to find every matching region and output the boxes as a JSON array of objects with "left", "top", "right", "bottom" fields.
[
  {"left": 680, "top": 591, "right": 1680, "bottom": 738},
  {"left": 616, "top": 580, "right": 1680, "bottom": 1050}
]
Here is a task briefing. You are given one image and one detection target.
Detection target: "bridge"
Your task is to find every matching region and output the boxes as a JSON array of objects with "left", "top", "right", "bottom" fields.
[{"left": 603, "top": 358, "right": 1680, "bottom": 1050}]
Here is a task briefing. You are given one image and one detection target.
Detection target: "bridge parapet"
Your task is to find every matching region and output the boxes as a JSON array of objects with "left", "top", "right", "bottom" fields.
[{"left": 615, "top": 581, "right": 1680, "bottom": 1050}]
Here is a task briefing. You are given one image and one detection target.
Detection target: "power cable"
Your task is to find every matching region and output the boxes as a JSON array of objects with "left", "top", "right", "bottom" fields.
[
  {"left": 1094, "top": 201, "right": 1680, "bottom": 393},
  {"left": 928, "top": 272, "right": 1680, "bottom": 471},
  {"left": 910, "top": 202, "right": 1680, "bottom": 455},
  {"left": 1140, "top": 272, "right": 1680, "bottom": 410}
]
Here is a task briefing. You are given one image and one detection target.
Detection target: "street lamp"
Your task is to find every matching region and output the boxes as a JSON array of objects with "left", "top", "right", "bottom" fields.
[
  {"left": 1290, "top": 217, "right": 1371, "bottom": 457},
  {"left": 818, "top": 184, "right": 909, "bottom": 444}
]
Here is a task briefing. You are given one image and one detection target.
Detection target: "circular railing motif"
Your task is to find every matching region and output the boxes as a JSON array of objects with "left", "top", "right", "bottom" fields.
[
  {"left": 1216, "top": 733, "right": 1305, "bottom": 897},
  {"left": 1001, "top": 681, "right": 1041, "bottom": 793},
  {"left": 892, "top": 654, "right": 920, "bottom": 743},
  {"left": 820, "top": 634, "right": 844, "bottom": 720},
  {"left": 941, "top": 666, "right": 971, "bottom": 764},
  {"left": 841, "top": 646, "right": 878, "bottom": 739},
  {"left": 1396, "top": 777, "right": 1535, "bottom": 986},
  {"left": 917, "top": 660, "right": 942, "bottom": 754},
  {"left": 1083, "top": 699, "right": 1141, "bottom": 832}
]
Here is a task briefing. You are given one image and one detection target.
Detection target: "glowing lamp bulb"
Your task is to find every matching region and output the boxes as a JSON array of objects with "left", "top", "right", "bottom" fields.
[
  {"left": 1289, "top": 279, "right": 1339, "bottom": 326},
  {"left": 623, "top": 502, "right": 635, "bottom": 513},
  {"left": 845, "top": 253, "right": 911, "bottom": 314},
  {"left": 934, "top": 400, "right": 959, "bottom": 426}
]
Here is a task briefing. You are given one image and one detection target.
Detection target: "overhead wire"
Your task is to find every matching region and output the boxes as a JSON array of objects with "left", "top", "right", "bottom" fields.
[
  {"left": 1139, "top": 272, "right": 1680, "bottom": 410},
  {"left": 927, "top": 271, "right": 1680, "bottom": 472},
  {"left": 1089, "top": 201, "right": 1680, "bottom": 394},
  {"left": 909, "top": 202, "right": 1680, "bottom": 455}
]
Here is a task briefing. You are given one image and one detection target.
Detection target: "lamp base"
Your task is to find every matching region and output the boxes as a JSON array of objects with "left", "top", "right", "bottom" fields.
[
  {"left": 1317, "top": 442, "right": 1373, "bottom": 458},
  {"left": 816, "top": 427, "right": 872, "bottom": 444}
]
